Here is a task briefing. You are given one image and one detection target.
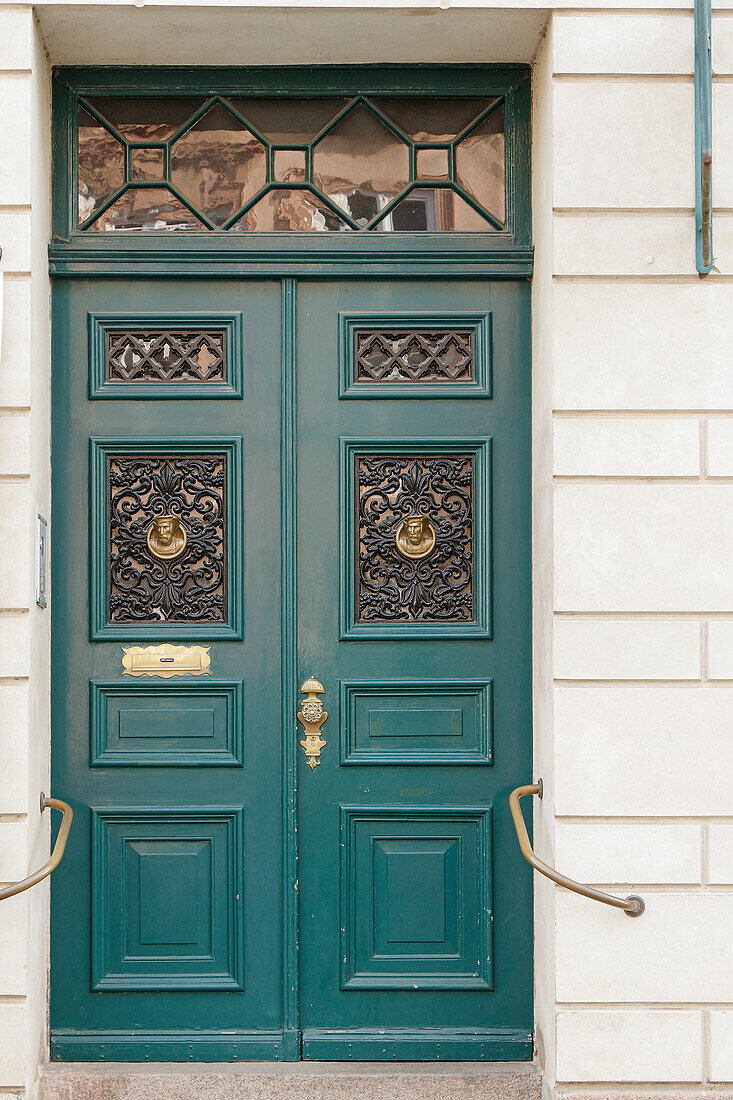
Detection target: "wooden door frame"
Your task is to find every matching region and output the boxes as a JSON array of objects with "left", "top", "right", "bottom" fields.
[{"left": 49, "top": 65, "right": 533, "bottom": 1061}]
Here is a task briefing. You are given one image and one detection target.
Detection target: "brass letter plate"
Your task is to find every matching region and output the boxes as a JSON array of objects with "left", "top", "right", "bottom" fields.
[{"left": 122, "top": 643, "right": 211, "bottom": 678}]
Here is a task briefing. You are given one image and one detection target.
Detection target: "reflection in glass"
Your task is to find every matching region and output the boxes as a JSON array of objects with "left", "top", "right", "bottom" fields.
[
  {"left": 273, "top": 149, "right": 307, "bottom": 183},
  {"left": 455, "top": 105, "right": 505, "bottom": 224},
  {"left": 372, "top": 189, "right": 496, "bottom": 232},
  {"left": 78, "top": 107, "right": 125, "bottom": 225},
  {"left": 226, "top": 98, "right": 349, "bottom": 143},
  {"left": 170, "top": 102, "right": 267, "bottom": 226},
  {"left": 415, "top": 147, "right": 450, "bottom": 181},
  {"left": 313, "top": 103, "right": 409, "bottom": 225},
  {"left": 76, "top": 93, "right": 509, "bottom": 233},
  {"left": 374, "top": 98, "right": 495, "bottom": 141},
  {"left": 87, "top": 188, "right": 204, "bottom": 231},
  {"left": 86, "top": 97, "right": 204, "bottom": 141},
  {"left": 231, "top": 189, "right": 349, "bottom": 231},
  {"left": 131, "top": 147, "right": 166, "bottom": 181}
]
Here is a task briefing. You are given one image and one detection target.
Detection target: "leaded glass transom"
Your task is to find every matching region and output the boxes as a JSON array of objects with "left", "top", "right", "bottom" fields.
[{"left": 77, "top": 95, "right": 505, "bottom": 232}]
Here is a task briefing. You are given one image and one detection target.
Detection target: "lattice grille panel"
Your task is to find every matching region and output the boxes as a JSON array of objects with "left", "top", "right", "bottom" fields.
[
  {"left": 106, "top": 329, "right": 227, "bottom": 384},
  {"left": 354, "top": 328, "right": 474, "bottom": 384}
]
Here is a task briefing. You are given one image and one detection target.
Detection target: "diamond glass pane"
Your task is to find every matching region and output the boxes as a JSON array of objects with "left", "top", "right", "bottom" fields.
[
  {"left": 372, "top": 189, "right": 497, "bottom": 232},
  {"left": 373, "top": 98, "right": 496, "bottom": 141},
  {"left": 313, "top": 103, "right": 410, "bottom": 225},
  {"left": 454, "top": 104, "right": 506, "bottom": 225},
  {"left": 170, "top": 102, "right": 266, "bottom": 227},
  {"left": 231, "top": 189, "right": 349, "bottom": 232},
  {"left": 78, "top": 107, "right": 125, "bottom": 225},
  {"left": 87, "top": 188, "right": 205, "bottom": 232},
  {"left": 86, "top": 97, "right": 205, "bottom": 142},
  {"left": 226, "top": 97, "right": 349, "bottom": 142}
]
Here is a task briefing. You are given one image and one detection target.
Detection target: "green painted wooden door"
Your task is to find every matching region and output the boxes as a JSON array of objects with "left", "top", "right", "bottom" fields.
[
  {"left": 296, "top": 279, "right": 532, "bottom": 1060},
  {"left": 51, "top": 277, "right": 287, "bottom": 1060},
  {"left": 51, "top": 273, "right": 531, "bottom": 1061}
]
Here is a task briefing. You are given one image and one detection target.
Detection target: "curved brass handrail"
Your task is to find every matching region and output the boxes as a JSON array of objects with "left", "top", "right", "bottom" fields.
[
  {"left": 510, "top": 782, "right": 644, "bottom": 918},
  {"left": 0, "top": 793, "right": 73, "bottom": 902}
]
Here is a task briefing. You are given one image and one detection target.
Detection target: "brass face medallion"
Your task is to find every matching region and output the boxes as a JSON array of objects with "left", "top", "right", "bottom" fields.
[
  {"left": 146, "top": 514, "right": 187, "bottom": 561},
  {"left": 395, "top": 514, "right": 436, "bottom": 560}
]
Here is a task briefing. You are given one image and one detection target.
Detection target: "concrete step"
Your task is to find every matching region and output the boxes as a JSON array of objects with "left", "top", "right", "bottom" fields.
[{"left": 40, "top": 1062, "right": 542, "bottom": 1100}]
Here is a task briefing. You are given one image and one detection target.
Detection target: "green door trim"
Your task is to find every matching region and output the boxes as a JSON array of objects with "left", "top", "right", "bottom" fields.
[{"left": 280, "top": 278, "right": 300, "bottom": 1058}]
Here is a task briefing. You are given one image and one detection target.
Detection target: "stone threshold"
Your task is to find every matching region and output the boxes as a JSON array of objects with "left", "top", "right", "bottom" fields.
[{"left": 40, "top": 1061, "right": 542, "bottom": 1100}]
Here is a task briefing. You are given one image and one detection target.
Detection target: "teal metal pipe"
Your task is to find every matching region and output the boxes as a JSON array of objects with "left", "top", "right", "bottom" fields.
[{"left": 695, "top": 0, "right": 713, "bottom": 274}]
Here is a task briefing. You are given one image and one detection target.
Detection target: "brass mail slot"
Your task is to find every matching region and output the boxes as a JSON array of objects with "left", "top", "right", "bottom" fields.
[{"left": 121, "top": 644, "right": 211, "bottom": 678}]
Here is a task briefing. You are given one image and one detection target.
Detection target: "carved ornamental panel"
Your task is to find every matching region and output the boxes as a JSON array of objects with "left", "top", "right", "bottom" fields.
[
  {"left": 354, "top": 329, "right": 474, "bottom": 384},
  {"left": 356, "top": 453, "right": 474, "bottom": 624},
  {"left": 106, "top": 329, "right": 227, "bottom": 384},
  {"left": 108, "top": 454, "right": 226, "bottom": 624}
]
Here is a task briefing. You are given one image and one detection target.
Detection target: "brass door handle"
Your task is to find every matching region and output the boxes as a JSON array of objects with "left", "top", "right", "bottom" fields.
[
  {"left": 510, "top": 781, "right": 644, "bottom": 917},
  {"left": 0, "top": 793, "right": 73, "bottom": 902},
  {"left": 298, "top": 677, "right": 327, "bottom": 769}
]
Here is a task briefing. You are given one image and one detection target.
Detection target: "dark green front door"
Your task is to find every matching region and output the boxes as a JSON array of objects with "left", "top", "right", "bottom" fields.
[
  {"left": 51, "top": 273, "right": 531, "bottom": 1061},
  {"left": 297, "top": 279, "right": 532, "bottom": 1059}
]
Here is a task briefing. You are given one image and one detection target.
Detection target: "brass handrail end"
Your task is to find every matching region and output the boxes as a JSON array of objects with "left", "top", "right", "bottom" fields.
[{"left": 624, "top": 895, "right": 645, "bottom": 918}]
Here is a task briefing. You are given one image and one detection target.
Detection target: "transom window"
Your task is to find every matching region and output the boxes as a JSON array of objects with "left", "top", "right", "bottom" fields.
[{"left": 76, "top": 94, "right": 506, "bottom": 233}]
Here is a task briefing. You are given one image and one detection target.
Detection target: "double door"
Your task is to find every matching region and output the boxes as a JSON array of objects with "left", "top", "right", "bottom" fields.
[{"left": 51, "top": 274, "right": 532, "bottom": 1061}]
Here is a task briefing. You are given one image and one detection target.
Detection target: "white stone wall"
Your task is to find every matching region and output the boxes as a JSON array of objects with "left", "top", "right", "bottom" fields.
[
  {"left": 0, "top": 8, "right": 51, "bottom": 1098},
  {"left": 0, "top": 2, "right": 731, "bottom": 1097},
  {"left": 537, "top": 7, "right": 733, "bottom": 1093}
]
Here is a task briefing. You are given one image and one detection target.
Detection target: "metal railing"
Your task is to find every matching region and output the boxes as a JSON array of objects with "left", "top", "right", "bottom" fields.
[
  {"left": 0, "top": 793, "right": 73, "bottom": 902},
  {"left": 510, "top": 781, "right": 645, "bottom": 917}
]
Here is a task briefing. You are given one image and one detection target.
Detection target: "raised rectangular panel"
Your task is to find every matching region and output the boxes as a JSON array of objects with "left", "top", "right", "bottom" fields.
[
  {"left": 714, "top": 85, "right": 733, "bottom": 208},
  {"left": 0, "top": 615, "right": 30, "bottom": 678},
  {"left": 0, "top": 11, "right": 33, "bottom": 69},
  {"left": 553, "top": 619, "right": 701, "bottom": 680},
  {"left": 553, "top": 418, "right": 700, "bottom": 478},
  {"left": 0, "top": 684, "right": 28, "bottom": 812},
  {"left": 0, "top": 277, "right": 31, "bottom": 407},
  {"left": 90, "top": 437, "right": 242, "bottom": 639},
  {"left": 0, "top": 415, "right": 31, "bottom": 477},
  {"left": 709, "top": 825, "right": 733, "bottom": 885},
  {"left": 553, "top": 82, "right": 693, "bottom": 208},
  {"left": 553, "top": 214, "right": 693, "bottom": 278},
  {"left": 708, "top": 419, "right": 733, "bottom": 477},
  {"left": 0, "top": 483, "right": 31, "bottom": 608},
  {"left": 0, "top": 77, "right": 31, "bottom": 206},
  {"left": 556, "top": 1009, "right": 702, "bottom": 1082},
  {"left": 556, "top": 892, "right": 733, "bottom": 1002},
  {"left": 553, "top": 282, "right": 733, "bottom": 411},
  {"left": 341, "top": 438, "right": 491, "bottom": 639},
  {"left": 0, "top": 212, "right": 31, "bottom": 274},
  {"left": 555, "top": 824, "right": 701, "bottom": 885},
  {"left": 555, "top": 687, "right": 733, "bottom": 816},
  {"left": 555, "top": 484, "right": 733, "bottom": 612},
  {"left": 88, "top": 312, "right": 243, "bottom": 399},
  {"left": 0, "top": 893, "right": 28, "bottom": 996},
  {"left": 552, "top": 13, "right": 693, "bottom": 76},
  {"left": 0, "top": 1003, "right": 25, "bottom": 1087},
  {"left": 340, "top": 679, "right": 492, "bottom": 764},
  {"left": 338, "top": 311, "right": 491, "bottom": 398},
  {"left": 707, "top": 621, "right": 733, "bottom": 679},
  {"left": 92, "top": 807, "right": 244, "bottom": 991},
  {"left": 711, "top": 1011, "right": 733, "bottom": 1081},
  {"left": 91, "top": 680, "right": 244, "bottom": 766},
  {"left": 340, "top": 806, "right": 492, "bottom": 990}
]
